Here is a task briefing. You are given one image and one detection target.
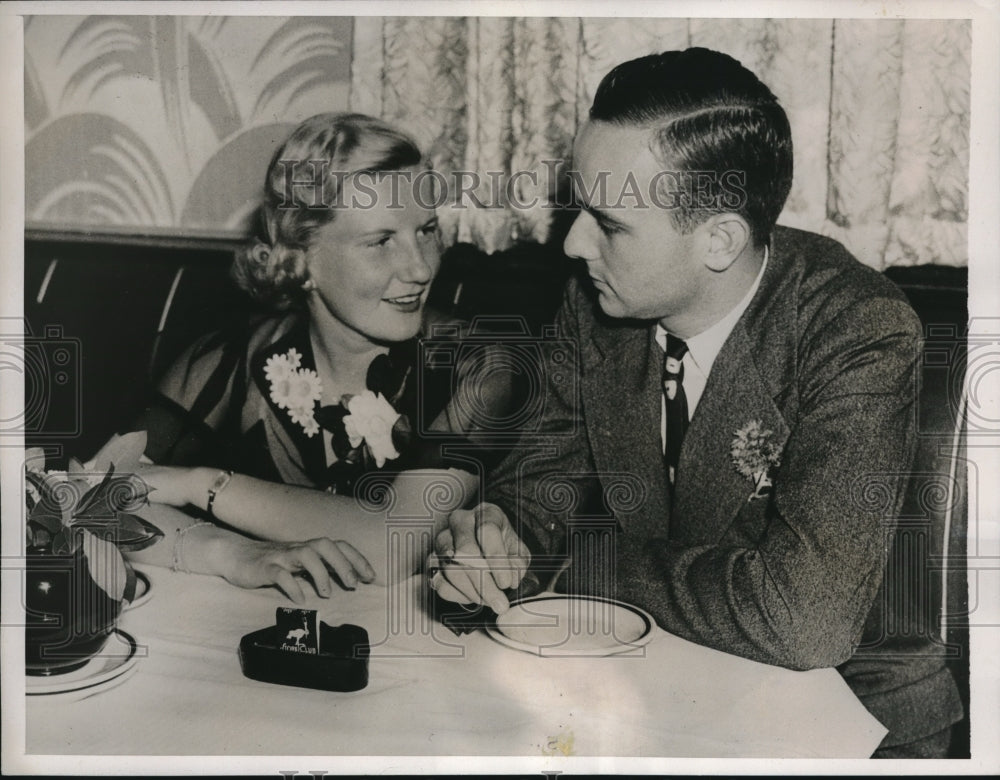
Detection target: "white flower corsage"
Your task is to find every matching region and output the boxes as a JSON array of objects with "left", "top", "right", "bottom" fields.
[
  {"left": 266, "top": 348, "right": 323, "bottom": 437},
  {"left": 730, "top": 420, "right": 782, "bottom": 502},
  {"left": 341, "top": 390, "right": 401, "bottom": 468}
]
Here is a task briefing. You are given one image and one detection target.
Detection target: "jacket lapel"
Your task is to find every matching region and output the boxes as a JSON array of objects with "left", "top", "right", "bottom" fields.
[
  {"left": 671, "top": 322, "right": 790, "bottom": 544},
  {"left": 671, "top": 236, "right": 798, "bottom": 545},
  {"left": 249, "top": 315, "right": 328, "bottom": 485},
  {"left": 585, "top": 322, "right": 671, "bottom": 535}
]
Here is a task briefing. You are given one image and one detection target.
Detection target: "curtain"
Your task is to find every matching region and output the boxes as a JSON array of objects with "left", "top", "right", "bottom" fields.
[{"left": 350, "top": 17, "right": 970, "bottom": 269}]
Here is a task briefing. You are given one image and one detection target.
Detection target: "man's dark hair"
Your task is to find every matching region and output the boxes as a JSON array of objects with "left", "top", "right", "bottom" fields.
[{"left": 590, "top": 47, "right": 793, "bottom": 247}]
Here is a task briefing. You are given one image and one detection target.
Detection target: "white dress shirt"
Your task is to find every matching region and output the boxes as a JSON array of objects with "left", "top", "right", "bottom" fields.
[{"left": 656, "top": 247, "right": 768, "bottom": 452}]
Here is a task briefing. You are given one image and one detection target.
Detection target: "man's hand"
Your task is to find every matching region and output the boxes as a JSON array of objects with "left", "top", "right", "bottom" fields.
[{"left": 427, "top": 502, "right": 531, "bottom": 614}]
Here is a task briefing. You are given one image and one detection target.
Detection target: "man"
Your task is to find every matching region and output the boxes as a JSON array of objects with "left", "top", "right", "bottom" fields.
[{"left": 429, "top": 48, "right": 963, "bottom": 757}]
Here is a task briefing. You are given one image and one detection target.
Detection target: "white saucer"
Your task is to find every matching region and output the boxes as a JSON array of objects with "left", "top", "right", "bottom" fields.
[
  {"left": 123, "top": 570, "right": 152, "bottom": 610},
  {"left": 487, "top": 594, "right": 655, "bottom": 657},
  {"left": 27, "top": 629, "right": 139, "bottom": 699}
]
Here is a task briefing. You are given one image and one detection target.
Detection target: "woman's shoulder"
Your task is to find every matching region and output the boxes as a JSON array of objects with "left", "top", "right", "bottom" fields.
[{"left": 159, "top": 313, "right": 297, "bottom": 400}]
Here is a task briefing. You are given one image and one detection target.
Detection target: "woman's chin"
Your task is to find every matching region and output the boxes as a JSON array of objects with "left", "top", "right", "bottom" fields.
[{"left": 371, "top": 310, "right": 425, "bottom": 342}]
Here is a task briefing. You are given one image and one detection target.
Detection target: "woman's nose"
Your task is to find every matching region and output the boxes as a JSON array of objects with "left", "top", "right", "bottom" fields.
[
  {"left": 563, "top": 211, "right": 599, "bottom": 262},
  {"left": 396, "top": 238, "right": 435, "bottom": 284}
]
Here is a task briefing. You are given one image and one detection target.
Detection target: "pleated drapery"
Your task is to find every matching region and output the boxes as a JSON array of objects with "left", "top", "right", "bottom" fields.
[{"left": 350, "top": 17, "right": 970, "bottom": 269}]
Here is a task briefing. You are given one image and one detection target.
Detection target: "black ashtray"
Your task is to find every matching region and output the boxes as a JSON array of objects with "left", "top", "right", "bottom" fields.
[{"left": 238, "top": 608, "right": 370, "bottom": 692}]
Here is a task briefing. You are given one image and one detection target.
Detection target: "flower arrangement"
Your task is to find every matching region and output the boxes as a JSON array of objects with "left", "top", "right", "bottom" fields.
[
  {"left": 265, "top": 348, "right": 323, "bottom": 437},
  {"left": 730, "top": 420, "right": 782, "bottom": 502},
  {"left": 266, "top": 347, "right": 407, "bottom": 473},
  {"left": 25, "top": 431, "right": 163, "bottom": 602}
]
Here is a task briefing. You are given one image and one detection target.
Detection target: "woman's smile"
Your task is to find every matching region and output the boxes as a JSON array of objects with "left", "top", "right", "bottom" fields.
[{"left": 382, "top": 290, "right": 425, "bottom": 312}]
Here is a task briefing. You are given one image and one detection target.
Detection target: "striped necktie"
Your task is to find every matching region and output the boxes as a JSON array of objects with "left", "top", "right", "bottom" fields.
[{"left": 663, "top": 333, "right": 689, "bottom": 486}]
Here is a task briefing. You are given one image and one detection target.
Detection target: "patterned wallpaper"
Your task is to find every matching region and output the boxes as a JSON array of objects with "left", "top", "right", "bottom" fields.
[
  {"left": 25, "top": 16, "right": 352, "bottom": 236},
  {"left": 25, "top": 15, "right": 970, "bottom": 269}
]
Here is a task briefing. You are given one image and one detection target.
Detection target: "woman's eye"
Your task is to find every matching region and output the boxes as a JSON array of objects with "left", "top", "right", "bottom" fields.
[{"left": 368, "top": 235, "right": 393, "bottom": 248}]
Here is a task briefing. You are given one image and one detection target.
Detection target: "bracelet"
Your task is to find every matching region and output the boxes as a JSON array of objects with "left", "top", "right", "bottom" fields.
[
  {"left": 171, "top": 521, "right": 214, "bottom": 573},
  {"left": 206, "top": 469, "right": 234, "bottom": 517}
]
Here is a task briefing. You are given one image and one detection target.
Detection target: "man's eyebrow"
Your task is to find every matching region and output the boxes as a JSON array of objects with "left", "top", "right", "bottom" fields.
[{"left": 582, "top": 203, "right": 627, "bottom": 229}]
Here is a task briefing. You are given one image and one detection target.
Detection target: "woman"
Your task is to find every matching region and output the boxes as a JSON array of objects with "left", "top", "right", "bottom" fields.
[{"left": 129, "top": 113, "right": 516, "bottom": 603}]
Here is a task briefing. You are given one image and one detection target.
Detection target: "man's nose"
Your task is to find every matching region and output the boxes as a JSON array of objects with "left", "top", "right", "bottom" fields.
[{"left": 563, "top": 212, "right": 600, "bottom": 262}]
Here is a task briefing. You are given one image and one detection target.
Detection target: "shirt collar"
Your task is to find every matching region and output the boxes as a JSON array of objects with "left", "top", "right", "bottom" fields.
[{"left": 656, "top": 245, "right": 769, "bottom": 375}]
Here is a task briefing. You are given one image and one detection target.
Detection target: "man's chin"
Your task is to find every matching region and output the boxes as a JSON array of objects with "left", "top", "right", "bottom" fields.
[{"left": 596, "top": 292, "right": 627, "bottom": 319}]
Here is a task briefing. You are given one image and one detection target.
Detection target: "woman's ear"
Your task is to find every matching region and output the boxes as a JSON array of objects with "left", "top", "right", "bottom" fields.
[{"left": 703, "top": 214, "right": 751, "bottom": 273}]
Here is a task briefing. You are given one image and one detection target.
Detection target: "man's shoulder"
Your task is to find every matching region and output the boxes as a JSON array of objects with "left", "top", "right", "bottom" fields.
[
  {"left": 770, "top": 225, "right": 918, "bottom": 331},
  {"left": 772, "top": 225, "right": 907, "bottom": 302}
]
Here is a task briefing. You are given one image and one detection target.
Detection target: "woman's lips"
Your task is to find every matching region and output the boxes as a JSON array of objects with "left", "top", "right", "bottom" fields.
[{"left": 383, "top": 291, "right": 424, "bottom": 312}]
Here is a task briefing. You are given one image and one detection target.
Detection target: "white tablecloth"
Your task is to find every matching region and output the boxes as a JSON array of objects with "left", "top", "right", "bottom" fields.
[{"left": 26, "top": 564, "right": 887, "bottom": 758}]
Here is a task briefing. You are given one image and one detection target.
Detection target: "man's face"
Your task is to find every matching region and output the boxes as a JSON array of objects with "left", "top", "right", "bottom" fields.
[{"left": 564, "top": 120, "right": 709, "bottom": 328}]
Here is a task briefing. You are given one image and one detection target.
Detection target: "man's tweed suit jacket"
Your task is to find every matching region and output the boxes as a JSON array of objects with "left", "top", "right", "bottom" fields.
[{"left": 487, "top": 225, "right": 963, "bottom": 748}]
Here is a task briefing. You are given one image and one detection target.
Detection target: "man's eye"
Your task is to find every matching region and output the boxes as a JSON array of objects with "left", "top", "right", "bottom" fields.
[
  {"left": 419, "top": 221, "right": 439, "bottom": 236},
  {"left": 368, "top": 235, "right": 392, "bottom": 248},
  {"left": 597, "top": 219, "right": 622, "bottom": 236}
]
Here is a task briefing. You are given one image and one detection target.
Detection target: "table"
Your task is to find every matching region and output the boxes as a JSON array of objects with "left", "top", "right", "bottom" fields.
[{"left": 26, "top": 564, "right": 887, "bottom": 758}]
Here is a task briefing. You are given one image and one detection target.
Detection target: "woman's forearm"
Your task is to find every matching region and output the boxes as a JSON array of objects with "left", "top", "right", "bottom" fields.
[
  {"left": 182, "top": 467, "right": 480, "bottom": 581},
  {"left": 124, "top": 502, "right": 233, "bottom": 577}
]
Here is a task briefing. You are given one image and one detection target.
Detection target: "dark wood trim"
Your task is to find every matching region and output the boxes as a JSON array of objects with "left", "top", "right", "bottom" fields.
[{"left": 25, "top": 226, "right": 244, "bottom": 254}]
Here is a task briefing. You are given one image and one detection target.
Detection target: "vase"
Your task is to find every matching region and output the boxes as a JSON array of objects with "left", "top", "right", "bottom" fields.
[{"left": 24, "top": 544, "right": 122, "bottom": 676}]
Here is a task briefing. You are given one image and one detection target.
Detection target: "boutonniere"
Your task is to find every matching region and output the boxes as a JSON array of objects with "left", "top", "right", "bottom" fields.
[
  {"left": 265, "top": 348, "right": 323, "bottom": 438},
  {"left": 730, "top": 420, "right": 782, "bottom": 502}
]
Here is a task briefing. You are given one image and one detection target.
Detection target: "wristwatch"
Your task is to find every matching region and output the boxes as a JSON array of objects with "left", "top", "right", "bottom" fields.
[{"left": 206, "top": 469, "right": 234, "bottom": 517}]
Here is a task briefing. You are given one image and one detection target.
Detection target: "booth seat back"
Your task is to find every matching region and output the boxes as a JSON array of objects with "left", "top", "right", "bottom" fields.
[{"left": 22, "top": 234, "right": 968, "bottom": 755}]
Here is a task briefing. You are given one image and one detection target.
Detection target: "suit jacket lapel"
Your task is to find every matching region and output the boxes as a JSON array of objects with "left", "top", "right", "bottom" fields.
[
  {"left": 672, "top": 322, "right": 790, "bottom": 544},
  {"left": 585, "top": 323, "right": 671, "bottom": 534},
  {"left": 672, "top": 236, "right": 797, "bottom": 545}
]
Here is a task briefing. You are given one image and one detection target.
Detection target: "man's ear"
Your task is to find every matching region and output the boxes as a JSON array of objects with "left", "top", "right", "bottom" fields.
[{"left": 702, "top": 214, "right": 751, "bottom": 272}]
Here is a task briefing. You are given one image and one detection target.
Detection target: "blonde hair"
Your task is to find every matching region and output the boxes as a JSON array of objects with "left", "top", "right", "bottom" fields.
[{"left": 232, "top": 113, "right": 423, "bottom": 309}]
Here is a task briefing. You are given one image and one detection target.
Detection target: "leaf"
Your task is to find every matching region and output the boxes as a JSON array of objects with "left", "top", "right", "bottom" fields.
[
  {"left": 50, "top": 528, "right": 78, "bottom": 555},
  {"left": 68, "top": 457, "right": 87, "bottom": 474},
  {"left": 72, "top": 512, "right": 164, "bottom": 551},
  {"left": 88, "top": 431, "right": 149, "bottom": 475},
  {"left": 25, "top": 448, "right": 47, "bottom": 473},
  {"left": 122, "top": 565, "right": 138, "bottom": 604},
  {"left": 73, "top": 468, "right": 116, "bottom": 519},
  {"left": 112, "top": 513, "right": 165, "bottom": 553},
  {"left": 28, "top": 526, "right": 51, "bottom": 549},
  {"left": 28, "top": 502, "right": 64, "bottom": 534},
  {"left": 80, "top": 529, "right": 128, "bottom": 602},
  {"left": 25, "top": 469, "right": 57, "bottom": 504},
  {"left": 26, "top": 471, "right": 70, "bottom": 531}
]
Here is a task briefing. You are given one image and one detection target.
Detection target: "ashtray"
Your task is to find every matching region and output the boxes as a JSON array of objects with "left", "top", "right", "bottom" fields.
[{"left": 238, "top": 608, "right": 370, "bottom": 692}]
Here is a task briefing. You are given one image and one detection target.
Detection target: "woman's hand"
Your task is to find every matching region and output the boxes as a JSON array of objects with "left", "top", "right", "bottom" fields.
[
  {"left": 218, "top": 535, "right": 378, "bottom": 604},
  {"left": 134, "top": 464, "right": 214, "bottom": 509}
]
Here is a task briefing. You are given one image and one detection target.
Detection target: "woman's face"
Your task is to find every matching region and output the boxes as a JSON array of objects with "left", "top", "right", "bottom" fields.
[{"left": 306, "top": 166, "right": 441, "bottom": 345}]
